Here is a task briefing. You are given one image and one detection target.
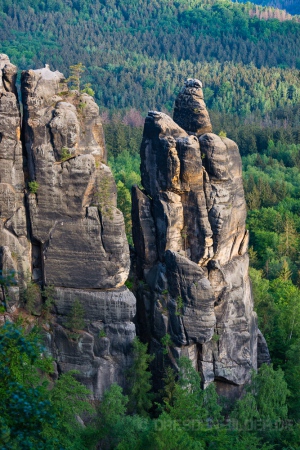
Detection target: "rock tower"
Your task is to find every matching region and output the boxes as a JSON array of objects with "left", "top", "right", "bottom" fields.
[
  {"left": 132, "top": 79, "right": 270, "bottom": 396},
  {"left": 0, "top": 56, "right": 136, "bottom": 398}
]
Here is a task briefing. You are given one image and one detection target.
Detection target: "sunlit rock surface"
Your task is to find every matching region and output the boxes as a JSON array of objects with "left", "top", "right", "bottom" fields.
[
  {"left": 132, "top": 79, "right": 270, "bottom": 394},
  {"left": 0, "top": 55, "right": 30, "bottom": 312}
]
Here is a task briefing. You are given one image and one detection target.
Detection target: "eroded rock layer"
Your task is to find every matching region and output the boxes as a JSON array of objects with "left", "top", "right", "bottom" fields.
[
  {"left": 132, "top": 79, "right": 270, "bottom": 393},
  {"left": 0, "top": 55, "right": 30, "bottom": 311},
  {"left": 21, "top": 67, "right": 129, "bottom": 289},
  {"left": 14, "top": 64, "right": 135, "bottom": 398}
]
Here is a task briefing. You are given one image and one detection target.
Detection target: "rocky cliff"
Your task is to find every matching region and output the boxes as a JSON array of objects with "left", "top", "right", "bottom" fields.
[
  {"left": 0, "top": 57, "right": 269, "bottom": 398},
  {"left": 0, "top": 54, "right": 30, "bottom": 312},
  {"left": 0, "top": 56, "right": 136, "bottom": 398},
  {"left": 132, "top": 79, "right": 270, "bottom": 396}
]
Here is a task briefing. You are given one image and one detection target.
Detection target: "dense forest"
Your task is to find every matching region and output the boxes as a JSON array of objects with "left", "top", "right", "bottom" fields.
[
  {"left": 0, "top": 320, "right": 298, "bottom": 449},
  {"left": 2, "top": 0, "right": 300, "bottom": 113},
  {"left": 2, "top": 0, "right": 300, "bottom": 448},
  {"left": 241, "top": 0, "right": 300, "bottom": 15}
]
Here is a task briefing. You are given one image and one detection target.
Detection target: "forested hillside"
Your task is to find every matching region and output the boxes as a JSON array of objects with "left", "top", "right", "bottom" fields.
[
  {"left": 242, "top": 0, "right": 300, "bottom": 15},
  {"left": 1, "top": 0, "right": 300, "bottom": 113},
  {"left": 2, "top": 0, "right": 300, "bottom": 448}
]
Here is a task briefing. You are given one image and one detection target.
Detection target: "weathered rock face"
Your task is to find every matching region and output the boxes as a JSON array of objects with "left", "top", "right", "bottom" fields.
[
  {"left": 0, "top": 58, "right": 135, "bottom": 398},
  {"left": 173, "top": 78, "right": 212, "bottom": 135},
  {"left": 48, "top": 286, "right": 136, "bottom": 398},
  {"left": 0, "top": 55, "right": 30, "bottom": 311},
  {"left": 132, "top": 79, "right": 270, "bottom": 393},
  {"left": 17, "top": 65, "right": 135, "bottom": 398},
  {"left": 21, "top": 67, "right": 129, "bottom": 289}
]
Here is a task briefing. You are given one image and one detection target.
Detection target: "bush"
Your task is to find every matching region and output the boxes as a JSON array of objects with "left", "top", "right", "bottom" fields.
[{"left": 28, "top": 181, "right": 39, "bottom": 194}]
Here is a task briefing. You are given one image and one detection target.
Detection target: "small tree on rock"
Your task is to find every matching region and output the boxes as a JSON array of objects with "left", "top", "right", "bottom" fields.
[
  {"left": 66, "top": 298, "right": 85, "bottom": 331},
  {"left": 66, "top": 63, "right": 85, "bottom": 91}
]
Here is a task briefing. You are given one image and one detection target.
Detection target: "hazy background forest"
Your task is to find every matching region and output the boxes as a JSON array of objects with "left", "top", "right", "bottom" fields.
[{"left": 2, "top": 0, "right": 300, "bottom": 448}]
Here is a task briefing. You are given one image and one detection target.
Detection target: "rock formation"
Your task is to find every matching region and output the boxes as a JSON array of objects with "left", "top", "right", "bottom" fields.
[
  {"left": 132, "top": 78, "right": 270, "bottom": 396},
  {"left": 0, "top": 54, "right": 30, "bottom": 312},
  {"left": 0, "top": 56, "right": 269, "bottom": 399},
  {"left": 19, "top": 65, "right": 135, "bottom": 397},
  {"left": 0, "top": 57, "right": 136, "bottom": 398}
]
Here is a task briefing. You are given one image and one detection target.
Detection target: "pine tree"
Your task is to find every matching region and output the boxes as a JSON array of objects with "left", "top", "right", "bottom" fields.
[
  {"left": 160, "top": 366, "right": 177, "bottom": 412},
  {"left": 127, "top": 338, "right": 154, "bottom": 416},
  {"left": 66, "top": 63, "right": 85, "bottom": 91},
  {"left": 66, "top": 298, "right": 85, "bottom": 331}
]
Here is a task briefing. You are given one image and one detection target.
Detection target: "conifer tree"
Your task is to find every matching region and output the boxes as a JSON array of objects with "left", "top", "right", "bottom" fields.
[
  {"left": 66, "top": 63, "right": 85, "bottom": 91},
  {"left": 127, "top": 338, "right": 154, "bottom": 416},
  {"left": 66, "top": 298, "right": 85, "bottom": 331}
]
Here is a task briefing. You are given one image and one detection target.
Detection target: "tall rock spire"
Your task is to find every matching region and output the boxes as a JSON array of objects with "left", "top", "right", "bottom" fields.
[
  {"left": 20, "top": 65, "right": 135, "bottom": 398},
  {"left": 132, "top": 79, "right": 270, "bottom": 395},
  {"left": 0, "top": 55, "right": 30, "bottom": 311}
]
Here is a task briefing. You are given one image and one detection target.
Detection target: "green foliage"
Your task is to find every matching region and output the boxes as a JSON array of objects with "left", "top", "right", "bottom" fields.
[
  {"left": 81, "top": 83, "right": 95, "bottom": 96},
  {"left": 175, "top": 295, "right": 183, "bottom": 316},
  {"left": 161, "top": 333, "right": 172, "bottom": 354},
  {"left": 43, "top": 371, "right": 92, "bottom": 449},
  {"left": 245, "top": 0, "right": 300, "bottom": 15},
  {"left": 108, "top": 148, "right": 141, "bottom": 241},
  {"left": 231, "top": 364, "right": 289, "bottom": 443},
  {"left": 23, "top": 281, "right": 41, "bottom": 315},
  {"left": 83, "top": 383, "right": 152, "bottom": 450},
  {"left": 212, "top": 332, "right": 220, "bottom": 342},
  {"left": 99, "top": 329, "right": 106, "bottom": 338},
  {"left": 0, "top": 322, "right": 92, "bottom": 449},
  {"left": 0, "top": 270, "right": 17, "bottom": 311},
  {"left": 66, "top": 62, "right": 85, "bottom": 91},
  {"left": 127, "top": 338, "right": 154, "bottom": 416},
  {"left": 28, "top": 180, "right": 39, "bottom": 194},
  {"left": 61, "top": 147, "right": 72, "bottom": 161},
  {"left": 159, "top": 366, "right": 177, "bottom": 412},
  {"left": 117, "top": 180, "right": 132, "bottom": 242},
  {"left": 65, "top": 297, "right": 85, "bottom": 331},
  {"left": 42, "top": 284, "right": 55, "bottom": 319},
  {"left": 95, "top": 171, "right": 114, "bottom": 220},
  {"left": 125, "top": 278, "right": 133, "bottom": 290},
  {"left": 0, "top": 322, "right": 56, "bottom": 449},
  {"left": 3, "top": 0, "right": 300, "bottom": 118}
]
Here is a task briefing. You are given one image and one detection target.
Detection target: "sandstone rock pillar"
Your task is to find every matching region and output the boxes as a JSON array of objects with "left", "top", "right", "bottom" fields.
[
  {"left": 21, "top": 65, "right": 136, "bottom": 398},
  {"left": 132, "top": 79, "right": 270, "bottom": 395},
  {"left": 0, "top": 55, "right": 30, "bottom": 311}
]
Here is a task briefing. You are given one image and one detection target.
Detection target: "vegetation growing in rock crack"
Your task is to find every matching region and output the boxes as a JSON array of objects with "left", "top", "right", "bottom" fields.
[{"left": 28, "top": 181, "right": 39, "bottom": 194}]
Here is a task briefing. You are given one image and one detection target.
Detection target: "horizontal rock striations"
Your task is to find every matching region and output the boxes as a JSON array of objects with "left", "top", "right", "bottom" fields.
[
  {"left": 173, "top": 78, "right": 212, "bottom": 135},
  {"left": 21, "top": 66, "right": 129, "bottom": 289},
  {"left": 0, "top": 60, "right": 136, "bottom": 399},
  {"left": 19, "top": 65, "right": 135, "bottom": 397},
  {"left": 132, "top": 79, "right": 270, "bottom": 394},
  {"left": 0, "top": 57, "right": 269, "bottom": 399},
  {"left": 0, "top": 55, "right": 30, "bottom": 311}
]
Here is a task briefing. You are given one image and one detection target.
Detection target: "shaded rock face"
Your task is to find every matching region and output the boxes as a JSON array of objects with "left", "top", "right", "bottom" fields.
[
  {"left": 0, "top": 55, "right": 30, "bottom": 311},
  {"left": 173, "top": 78, "right": 212, "bottom": 135},
  {"left": 21, "top": 67, "right": 129, "bottom": 290},
  {"left": 132, "top": 79, "right": 270, "bottom": 393},
  {"left": 0, "top": 62, "right": 135, "bottom": 399},
  {"left": 48, "top": 286, "right": 136, "bottom": 398},
  {"left": 20, "top": 66, "right": 134, "bottom": 397}
]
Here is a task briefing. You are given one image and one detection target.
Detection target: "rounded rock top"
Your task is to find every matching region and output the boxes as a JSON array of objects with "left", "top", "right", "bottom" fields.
[
  {"left": 0, "top": 54, "right": 11, "bottom": 70},
  {"left": 185, "top": 78, "right": 203, "bottom": 88},
  {"left": 33, "top": 65, "right": 64, "bottom": 81},
  {"left": 0, "top": 54, "right": 10, "bottom": 61}
]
